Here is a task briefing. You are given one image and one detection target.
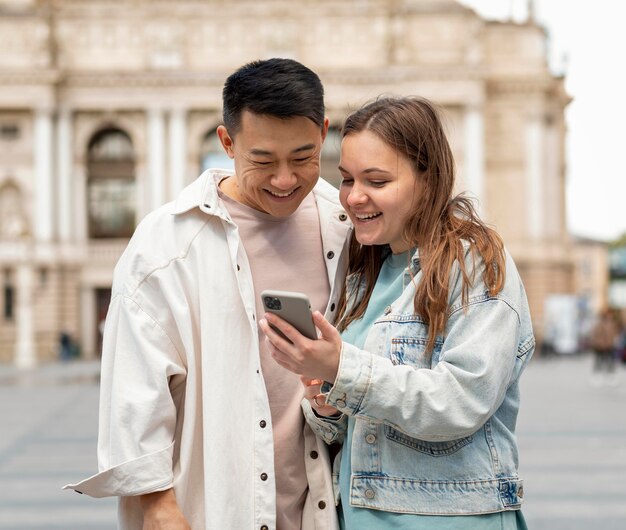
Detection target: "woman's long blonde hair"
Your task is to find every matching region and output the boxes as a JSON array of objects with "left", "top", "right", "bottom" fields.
[{"left": 335, "top": 97, "right": 506, "bottom": 353}]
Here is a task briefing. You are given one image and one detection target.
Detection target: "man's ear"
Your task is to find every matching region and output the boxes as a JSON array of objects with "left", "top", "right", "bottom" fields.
[
  {"left": 217, "top": 125, "right": 235, "bottom": 159},
  {"left": 321, "top": 117, "right": 330, "bottom": 143}
]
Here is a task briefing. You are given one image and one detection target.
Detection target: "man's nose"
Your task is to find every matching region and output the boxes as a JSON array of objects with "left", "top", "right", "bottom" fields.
[{"left": 271, "top": 163, "right": 297, "bottom": 189}]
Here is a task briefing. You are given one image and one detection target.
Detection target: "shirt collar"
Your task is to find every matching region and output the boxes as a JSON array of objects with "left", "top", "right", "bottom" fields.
[{"left": 172, "top": 168, "right": 234, "bottom": 216}]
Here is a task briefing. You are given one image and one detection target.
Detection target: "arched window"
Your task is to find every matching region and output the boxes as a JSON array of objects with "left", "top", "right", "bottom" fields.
[
  {"left": 0, "top": 181, "right": 27, "bottom": 240},
  {"left": 320, "top": 126, "right": 342, "bottom": 188},
  {"left": 87, "top": 128, "right": 136, "bottom": 239},
  {"left": 200, "top": 129, "right": 233, "bottom": 173}
]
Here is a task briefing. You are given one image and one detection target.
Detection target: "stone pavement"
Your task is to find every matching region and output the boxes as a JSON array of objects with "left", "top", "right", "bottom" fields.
[{"left": 0, "top": 354, "right": 624, "bottom": 529}]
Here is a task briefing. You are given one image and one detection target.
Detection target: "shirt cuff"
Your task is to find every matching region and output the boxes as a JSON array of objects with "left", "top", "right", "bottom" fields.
[
  {"left": 62, "top": 442, "right": 174, "bottom": 498},
  {"left": 325, "top": 342, "right": 373, "bottom": 415}
]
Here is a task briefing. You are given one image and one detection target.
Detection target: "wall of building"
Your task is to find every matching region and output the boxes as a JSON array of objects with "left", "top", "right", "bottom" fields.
[{"left": 0, "top": 0, "right": 574, "bottom": 363}]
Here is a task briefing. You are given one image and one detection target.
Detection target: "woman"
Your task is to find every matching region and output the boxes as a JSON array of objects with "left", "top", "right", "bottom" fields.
[{"left": 260, "top": 97, "right": 533, "bottom": 528}]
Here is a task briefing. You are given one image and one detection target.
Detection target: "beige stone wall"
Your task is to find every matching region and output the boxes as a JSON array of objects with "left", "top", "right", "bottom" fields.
[{"left": 0, "top": 0, "right": 577, "bottom": 363}]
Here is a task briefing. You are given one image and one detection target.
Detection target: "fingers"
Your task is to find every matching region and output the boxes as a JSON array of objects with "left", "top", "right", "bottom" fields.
[
  {"left": 312, "top": 311, "right": 340, "bottom": 341},
  {"left": 263, "top": 313, "right": 304, "bottom": 345}
]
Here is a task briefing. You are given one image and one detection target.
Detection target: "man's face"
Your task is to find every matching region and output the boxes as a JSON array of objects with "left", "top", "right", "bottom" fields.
[{"left": 217, "top": 111, "right": 329, "bottom": 217}]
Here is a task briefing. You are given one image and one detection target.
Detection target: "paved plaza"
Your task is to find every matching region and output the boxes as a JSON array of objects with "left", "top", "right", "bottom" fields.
[{"left": 0, "top": 354, "right": 625, "bottom": 529}]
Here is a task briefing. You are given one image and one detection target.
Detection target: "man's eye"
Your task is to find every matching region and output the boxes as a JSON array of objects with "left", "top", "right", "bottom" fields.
[
  {"left": 253, "top": 160, "right": 272, "bottom": 166},
  {"left": 294, "top": 156, "right": 312, "bottom": 163}
]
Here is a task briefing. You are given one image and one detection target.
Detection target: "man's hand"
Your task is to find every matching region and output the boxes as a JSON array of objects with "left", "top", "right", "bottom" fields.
[{"left": 140, "top": 489, "right": 191, "bottom": 530}]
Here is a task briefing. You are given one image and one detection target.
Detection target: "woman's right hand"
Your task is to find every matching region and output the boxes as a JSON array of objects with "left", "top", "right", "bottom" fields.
[{"left": 302, "top": 377, "right": 340, "bottom": 417}]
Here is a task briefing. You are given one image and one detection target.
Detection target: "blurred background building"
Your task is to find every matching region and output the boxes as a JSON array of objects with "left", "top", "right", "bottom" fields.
[{"left": 0, "top": 0, "right": 584, "bottom": 364}]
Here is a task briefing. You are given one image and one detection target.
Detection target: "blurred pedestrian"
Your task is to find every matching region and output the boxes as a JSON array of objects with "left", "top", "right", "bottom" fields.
[
  {"left": 261, "top": 96, "right": 532, "bottom": 528},
  {"left": 58, "top": 331, "right": 72, "bottom": 362},
  {"left": 590, "top": 308, "right": 619, "bottom": 385}
]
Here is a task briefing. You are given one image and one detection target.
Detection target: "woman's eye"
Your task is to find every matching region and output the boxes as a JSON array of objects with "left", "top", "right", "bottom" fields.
[{"left": 340, "top": 178, "right": 353, "bottom": 186}]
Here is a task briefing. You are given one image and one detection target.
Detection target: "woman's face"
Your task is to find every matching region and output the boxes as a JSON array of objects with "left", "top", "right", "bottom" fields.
[{"left": 339, "top": 130, "right": 420, "bottom": 253}]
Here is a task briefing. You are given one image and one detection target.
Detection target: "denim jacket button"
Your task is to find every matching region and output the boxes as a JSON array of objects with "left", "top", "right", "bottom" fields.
[
  {"left": 335, "top": 399, "right": 346, "bottom": 408},
  {"left": 365, "top": 489, "right": 375, "bottom": 499},
  {"left": 365, "top": 434, "right": 376, "bottom": 444}
]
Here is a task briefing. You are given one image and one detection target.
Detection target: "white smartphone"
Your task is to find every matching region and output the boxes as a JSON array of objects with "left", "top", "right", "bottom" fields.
[{"left": 261, "top": 290, "right": 317, "bottom": 341}]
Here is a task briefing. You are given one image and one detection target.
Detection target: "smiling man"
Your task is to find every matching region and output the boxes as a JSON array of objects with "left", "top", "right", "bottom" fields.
[{"left": 64, "top": 59, "right": 351, "bottom": 530}]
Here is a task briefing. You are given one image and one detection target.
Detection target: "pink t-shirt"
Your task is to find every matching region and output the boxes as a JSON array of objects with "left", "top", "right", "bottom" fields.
[{"left": 221, "top": 187, "right": 330, "bottom": 530}]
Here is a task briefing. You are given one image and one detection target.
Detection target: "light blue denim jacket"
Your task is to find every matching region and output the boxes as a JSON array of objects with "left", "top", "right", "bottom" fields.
[{"left": 304, "top": 244, "right": 534, "bottom": 515}]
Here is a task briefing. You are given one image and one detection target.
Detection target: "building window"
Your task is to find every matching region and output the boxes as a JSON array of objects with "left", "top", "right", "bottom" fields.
[
  {"left": 3, "top": 270, "right": 14, "bottom": 321},
  {"left": 87, "top": 128, "right": 136, "bottom": 239},
  {"left": 0, "top": 181, "right": 27, "bottom": 239},
  {"left": 200, "top": 129, "right": 233, "bottom": 173},
  {"left": 0, "top": 124, "right": 19, "bottom": 141},
  {"left": 320, "top": 126, "right": 342, "bottom": 188}
]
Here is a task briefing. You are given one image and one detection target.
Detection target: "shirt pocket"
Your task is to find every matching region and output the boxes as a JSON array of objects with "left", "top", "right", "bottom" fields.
[{"left": 384, "top": 425, "right": 473, "bottom": 456}]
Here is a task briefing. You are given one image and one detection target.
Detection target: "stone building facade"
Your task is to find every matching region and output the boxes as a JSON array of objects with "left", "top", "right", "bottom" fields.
[{"left": 0, "top": 0, "right": 572, "bottom": 364}]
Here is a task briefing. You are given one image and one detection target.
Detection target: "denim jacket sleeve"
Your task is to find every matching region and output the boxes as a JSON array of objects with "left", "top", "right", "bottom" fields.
[
  {"left": 325, "top": 254, "right": 533, "bottom": 442},
  {"left": 301, "top": 399, "right": 348, "bottom": 445}
]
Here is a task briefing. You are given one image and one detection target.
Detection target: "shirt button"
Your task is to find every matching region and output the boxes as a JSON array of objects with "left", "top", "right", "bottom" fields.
[
  {"left": 310, "top": 450, "right": 319, "bottom": 459},
  {"left": 330, "top": 303, "right": 336, "bottom": 312},
  {"left": 318, "top": 500, "right": 327, "bottom": 509},
  {"left": 259, "top": 420, "right": 267, "bottom": 428},
  {"left": 325, "top": 432, "right": 334, "bottom": 441},
  {"left": 237, "top": 264, "right": 240, "bottom": 271},
  {"left": 383, "top": 305, "right": 392, "bottom": 315},
  {"left": 335, "top": 399, "right": 346, "bottom": 408},
  {"left": 339, "top": 213, "right": 347, "bottom": 221},
  {"left": 365, "top": 434, "right": 376, "bottom": 444},
  {"left": 365, "top": 489, "right": 375, "bottom": 499},
  {"left": 326, "top": 251, "right": 335, "bottom": 259},
  {"left": 260, "top": 472, "right": 268, "bottom": 481}
]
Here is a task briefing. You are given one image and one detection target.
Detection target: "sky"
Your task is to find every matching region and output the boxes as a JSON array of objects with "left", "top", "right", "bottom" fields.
[{"left": 458, "top": 0, "right": 626, "bottom": 242}]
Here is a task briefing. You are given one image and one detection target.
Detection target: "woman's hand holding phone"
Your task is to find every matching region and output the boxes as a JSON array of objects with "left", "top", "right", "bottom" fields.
[{"left": 260, "top": 310, "right": 342, "bottom": 384}]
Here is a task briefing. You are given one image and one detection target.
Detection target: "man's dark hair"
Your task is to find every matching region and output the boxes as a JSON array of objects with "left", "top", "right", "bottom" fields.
[{"left": 222, "top": 58, "right": 325, "bottom": 135}]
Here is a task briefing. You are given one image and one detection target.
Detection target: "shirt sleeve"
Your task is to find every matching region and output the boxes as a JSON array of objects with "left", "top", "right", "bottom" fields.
[
  {"left": 325, "top": 295, "right": 531, "bottom": 442},
  {"left": 64, "top": 294, "right": 187, "bottom": 497}
]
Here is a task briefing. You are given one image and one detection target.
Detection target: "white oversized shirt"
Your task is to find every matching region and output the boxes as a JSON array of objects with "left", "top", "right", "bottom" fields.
[{"left": 64, "top": 170, "right": 350, "bottom": 530}]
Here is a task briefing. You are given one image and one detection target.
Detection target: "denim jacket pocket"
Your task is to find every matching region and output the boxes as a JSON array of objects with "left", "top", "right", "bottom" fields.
[
  {"left": 384, "top": 425, "right": 473, "bottom": 456},
  {"left": 389, "top": 337, "right": 439, "bottom": 368}
]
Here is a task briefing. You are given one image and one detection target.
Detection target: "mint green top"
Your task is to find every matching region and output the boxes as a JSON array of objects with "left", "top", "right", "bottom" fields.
[{"left": 338, "top": 250, "right": 527, "bottom": 529}]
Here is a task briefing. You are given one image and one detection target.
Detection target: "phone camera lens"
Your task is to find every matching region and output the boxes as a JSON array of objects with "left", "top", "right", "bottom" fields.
[{"left": 264, "top": 297, "right": 282, "bottom": 310}]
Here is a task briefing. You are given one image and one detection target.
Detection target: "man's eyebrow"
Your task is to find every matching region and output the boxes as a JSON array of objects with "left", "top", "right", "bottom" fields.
[
  {"left": 292, "top": 143, "right": 316, "bottom": 154},
  {"left": 248, "top": 144, "right": 316, "bottom": 157}
]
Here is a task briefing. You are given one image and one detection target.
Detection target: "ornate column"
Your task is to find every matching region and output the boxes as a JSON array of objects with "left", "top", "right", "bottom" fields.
[
  {"left": 147, "top": 107, "right": 166, "bottom": 210},
  {"left": 33, "top": 108, "right": 54, "bottom": 242},
  {"left": 80, "top": 285, "right": 96, "bottom": 359},
  {"left": 57, "top": 107, "right": 73, "bottom": 243},
  {"left": 14, "top": 263, "right": 37, "bottom": 368},
  {"left": 525, "top": 114, "right": 544, "bottom": 240},
  {"left": 464, "top": 104, "right": 485, "bottom": 214},
  {"left": 169, "top": 108, "right": 187, "bottom": 200}
]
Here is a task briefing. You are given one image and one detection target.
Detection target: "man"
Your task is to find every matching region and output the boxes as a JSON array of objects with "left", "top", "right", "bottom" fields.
[{"left": 65, "top": 58, "right": 350, "bottom": 530}]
